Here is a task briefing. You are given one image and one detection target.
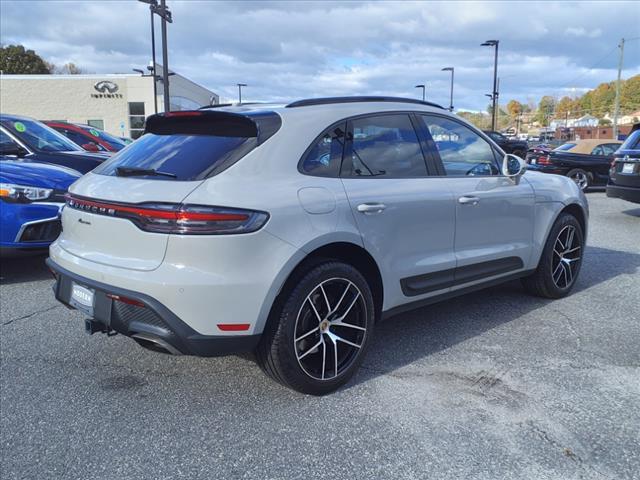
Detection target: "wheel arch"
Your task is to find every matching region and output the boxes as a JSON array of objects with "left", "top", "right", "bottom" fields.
[{"left": 258, "top": 241, "right": 384, "bottom": 335}]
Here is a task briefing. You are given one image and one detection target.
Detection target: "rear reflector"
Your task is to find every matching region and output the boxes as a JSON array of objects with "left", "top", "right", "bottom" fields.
[
  {"left": 106, "top": 293, "right": 146, "bottom": 308},
  {"left": 217, "top": 323, "right": 251, "bottom": 332},
  {"left": 66, "top": 194, "right": 268, "bottom": 235}
]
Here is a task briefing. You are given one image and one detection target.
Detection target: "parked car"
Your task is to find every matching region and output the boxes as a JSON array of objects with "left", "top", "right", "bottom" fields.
[
  {"left": 483, "top": 130, "right": 528, "bottom": 158},
  {"left": 607, "top": 124, "right": 640, "bottom": 204},
  {"left": 0, "top": 114, "right": 109, "bottom": 174},
  {"left": 526, "top": 139, "right": 622, "bottom": 190},
  {"left": 44, "top": 121, "right": 128, "bottom": 153},
  {"left": 1, "top": 159, "right": 80, "bottom": 255},
  {"left": 47, "top": 97, "right": 588, "bottom": 395}
]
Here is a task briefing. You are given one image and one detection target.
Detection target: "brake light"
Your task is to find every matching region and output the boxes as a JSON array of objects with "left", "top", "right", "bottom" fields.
[
  {"left": 65, "top": 194, "right": 268, "bottom": 235},
  {"left": 537, "top": 155, "right": 551, "bottom": 165},
  {"left": 163, "top": 111, "right": 203, "bottom": 117}
]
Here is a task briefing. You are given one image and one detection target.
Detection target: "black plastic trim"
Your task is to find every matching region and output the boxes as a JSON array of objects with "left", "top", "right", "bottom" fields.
[
  {"left": 606, "top": 184, "right": 640, "bottom": 203},
  {"left": 386, "top": 268, "right": 535, "bottom": 320},
  {"left": 400, "top": 257, "right": 524, "bottom": 297},
  {"left": 286, "top": 96, "right": 444, "bottom": 110},
  {"left": 46, "top": 258, "right": 260, "bottom": 357}
]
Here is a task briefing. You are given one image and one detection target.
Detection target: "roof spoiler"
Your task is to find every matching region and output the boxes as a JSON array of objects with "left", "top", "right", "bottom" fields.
[{"left": 144, "top": 111, "right": 258, "bottom": 137}]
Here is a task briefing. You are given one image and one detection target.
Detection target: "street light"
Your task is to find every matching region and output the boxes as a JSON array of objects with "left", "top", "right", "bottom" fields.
[
  {"left": 415, "top": 84, "right": 425, "bottom": 102},
  {"left": 481, "top": 39, "right": 499, "bottom": 131},
  {"left": 237, "top": 83, "right": 247, "bottom": 104},
  {"left": 441, "top": 67, "right": 454, "bottom": 111},
  {"left": 138, "top": 0, "right": 172, "bottom": 113}
]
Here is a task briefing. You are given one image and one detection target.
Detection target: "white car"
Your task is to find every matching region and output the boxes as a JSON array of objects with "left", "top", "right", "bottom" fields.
[{"left": 48, "top": 97, "right": 588, "bottom": 395}]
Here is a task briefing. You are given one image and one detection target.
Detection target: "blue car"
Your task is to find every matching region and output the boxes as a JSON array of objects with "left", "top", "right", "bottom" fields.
[
  {"left": 1, "top": 160, "right": 80, "bottom": 255},
  {"left": 0, "top": 114, "right": 110, "bottom": 174}
]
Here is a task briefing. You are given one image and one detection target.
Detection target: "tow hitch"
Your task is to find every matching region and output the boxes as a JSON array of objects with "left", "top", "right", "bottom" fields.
[{"left": 85, "top": 319, "right": 117, "bottom": 336}]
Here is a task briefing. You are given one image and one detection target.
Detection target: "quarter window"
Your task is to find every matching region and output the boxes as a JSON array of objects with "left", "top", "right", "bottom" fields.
[
  {"left": 300, "top": 124, "right": 346, "bottom": 177},
  {"left": 343, "top": 114, "right": 427, "bottom": 178},
  {"left": 421, "top": 115, "right": 500, "bottom": 176}
]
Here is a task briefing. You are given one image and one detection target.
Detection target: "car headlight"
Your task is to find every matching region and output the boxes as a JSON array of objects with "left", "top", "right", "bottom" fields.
[{"left": 0, "top": 183, "right": 53, "bottom": 203}]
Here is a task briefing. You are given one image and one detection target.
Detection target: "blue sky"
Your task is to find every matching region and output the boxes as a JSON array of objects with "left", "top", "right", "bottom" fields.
[{"left": 1, "top": 1, "right": 639, "bottom": 111}]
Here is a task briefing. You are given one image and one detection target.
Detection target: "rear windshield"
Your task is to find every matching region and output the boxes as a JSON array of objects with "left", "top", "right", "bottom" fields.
[
  {"left": 620, "top": 130, "right": 640, "bottom": 151},
  {"left": 94, "top": 134, "right": 257, "bottom": 180},
  {"left": 554, "top": 143, "right": 576, "bottom": 151},
  {"left": 94, "top": 110, "right": 282, "bottom": 181}
]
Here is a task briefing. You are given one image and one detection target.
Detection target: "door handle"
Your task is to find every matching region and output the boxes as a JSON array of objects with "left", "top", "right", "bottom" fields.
[
  {"left": 357, "top": 203, "right": 387, "bottom": 214},
  {"left": 458, "top": 196, "right": 480, "bottom": 205}
]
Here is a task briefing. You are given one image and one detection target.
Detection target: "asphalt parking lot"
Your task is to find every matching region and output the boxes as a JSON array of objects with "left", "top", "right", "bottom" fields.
[{"left": 1, "top": 192, "right": 639, "bottom": 480}]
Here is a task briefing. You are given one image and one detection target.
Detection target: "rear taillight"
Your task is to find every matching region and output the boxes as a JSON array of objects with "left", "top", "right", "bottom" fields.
[
  {"left": 537, "top": 155, "right": 551, "bottom": 165},
  {"left": 65, "top": 194, "right": 268, "bottom": 235}
]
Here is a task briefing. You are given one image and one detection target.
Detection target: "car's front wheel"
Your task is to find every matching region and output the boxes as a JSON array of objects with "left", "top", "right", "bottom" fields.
[
  {"left": 522, "top": 212, "right": 584, "bottom": 298},
  {"left": 256, "top": 261, "right": 375, "bottom": 395}
]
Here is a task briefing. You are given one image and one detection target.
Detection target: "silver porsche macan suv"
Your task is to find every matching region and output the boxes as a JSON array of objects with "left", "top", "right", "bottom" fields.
[{"left": 48, "top": 97, "right": 588, "bottom": 395}]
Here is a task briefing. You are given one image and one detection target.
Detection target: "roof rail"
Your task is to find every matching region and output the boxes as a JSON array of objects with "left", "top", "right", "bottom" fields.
[{"left": 285, "top": 96, "right": 444, "bottom": 109}]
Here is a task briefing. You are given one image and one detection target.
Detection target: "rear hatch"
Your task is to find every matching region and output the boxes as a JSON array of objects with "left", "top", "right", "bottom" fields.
[
  {"left": 59, "top": 110, "right": 279, "bottom": 271},
  {"left": 611, "top": 130, "right": 640, "bottom": 187}
]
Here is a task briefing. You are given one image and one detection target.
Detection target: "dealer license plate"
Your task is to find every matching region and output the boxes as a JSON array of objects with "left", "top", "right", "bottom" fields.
[
  {"left": 70, "top": 283, "right": 94, "bottom": 317},
  {"left": 622, "top": 163, "right": 635, "bottom": 174}
]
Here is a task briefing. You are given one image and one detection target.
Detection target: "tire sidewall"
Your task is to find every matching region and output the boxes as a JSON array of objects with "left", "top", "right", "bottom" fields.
[
  {"left": 567, "top": 169, "right": 590, "bottom": 191},
  {"left": 273, "top": 261, "right": 375, "bottom": 394}
]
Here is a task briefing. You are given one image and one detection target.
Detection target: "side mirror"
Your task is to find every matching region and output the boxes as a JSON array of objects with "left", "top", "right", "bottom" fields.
[
  {"left": 82, "top": 142, "right": 100, "bottom": 152},
  {"left": 0, "top": 143, "right": 28, "bottom": 158},
  {"left": 502, "top": 153, "right": 526, "bottom": 181}
]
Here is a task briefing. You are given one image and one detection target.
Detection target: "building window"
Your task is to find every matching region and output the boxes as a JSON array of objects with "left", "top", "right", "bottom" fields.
[
  {"left": 128, "top": 102, "right": 146, "bottom": 139},
  {"left": 87, "top": 119, "right": 104, "bottom": 130}
]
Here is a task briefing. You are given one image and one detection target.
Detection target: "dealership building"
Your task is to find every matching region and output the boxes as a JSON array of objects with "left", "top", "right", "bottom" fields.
[{"left": 0, "top": 68, "right": 219, "bottom": 139}]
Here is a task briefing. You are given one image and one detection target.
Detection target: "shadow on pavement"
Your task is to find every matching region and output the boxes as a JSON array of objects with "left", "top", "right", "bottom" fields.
[
  {"left": 350, "top": 245, "right": 640, "bottom": 387},
  {"left": 0, "top": 254, "right": 51, "bottom": 285}
]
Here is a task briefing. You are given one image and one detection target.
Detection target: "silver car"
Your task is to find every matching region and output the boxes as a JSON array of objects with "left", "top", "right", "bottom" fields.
[{"left": 48, "top": 97, "right": 588, "bottom": 395}]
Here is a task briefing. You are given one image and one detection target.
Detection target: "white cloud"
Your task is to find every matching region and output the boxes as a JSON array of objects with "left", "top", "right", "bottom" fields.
[{"left": 1, "top": 1, "right": 639, "bottom": 110}]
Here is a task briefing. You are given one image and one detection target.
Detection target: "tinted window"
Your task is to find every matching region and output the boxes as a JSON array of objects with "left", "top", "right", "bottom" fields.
[
  {"left": 421, "top": 115, "right": 499, "bottom": 176},
  {"left": 554, "top": 143, "right": 576, "bottom": 151},
  {"left": 620, "top": 130, "right": 640, "bottom": 150},
  {"left": 94, "top": 134, "right": 257, "bottom": 181},
  {"left": 79, "top": 126, "right": 127, "bottom": 151},
  {"left": 0, "top": 129, "right": 18, "bottom": 148},
  {"left": 343, "top": 114, "right": 426, "bottom": 178},
  {"left": 300, "top": 124, "right": 345, "bottom": 177},
  {"left": 0, "top": 118, "right": 81, "bottom": 152}
]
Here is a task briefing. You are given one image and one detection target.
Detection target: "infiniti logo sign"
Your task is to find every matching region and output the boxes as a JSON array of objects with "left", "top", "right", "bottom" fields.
[{"left": 94, "top": 80, "right": 119, "bottom": 94}]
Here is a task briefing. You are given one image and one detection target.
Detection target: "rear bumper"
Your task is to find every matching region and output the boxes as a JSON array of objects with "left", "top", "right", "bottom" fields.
[
  {"left": 606, "top": 184, "right": 640, "bottom": 204},
  {"left": 47, "top": 258, "right": 260, "bottom": 356}
]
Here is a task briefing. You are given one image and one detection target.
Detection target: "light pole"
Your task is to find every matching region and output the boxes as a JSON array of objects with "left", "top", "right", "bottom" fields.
[
  {"left": 139, "top": 0, "right": 172, "bottom": 113},
  {"left": 481, "top": 40, "right": 499, "bottom": 131},
  {"left": 237, "top": 83, "right": 247, "bottom": 104},
  {"left": 415, "top": 84, "right": 425, "bottom": 102},
  {"left": 441, "top": 67, "right": 454, "bottom": 111}
]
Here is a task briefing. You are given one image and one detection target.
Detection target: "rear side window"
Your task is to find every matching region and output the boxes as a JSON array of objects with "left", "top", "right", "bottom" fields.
[
  {"left": 300, "top": 123, "right": 346, "bottom": 177},
  {"left": 343, "top": 114, "right": 427, "bottom": 178},
  {"left": 420, "top": 115, "right": 499, "bottom": 176},
  {"left": 94, "top": 110, "right": 281, "bottom": 181}
]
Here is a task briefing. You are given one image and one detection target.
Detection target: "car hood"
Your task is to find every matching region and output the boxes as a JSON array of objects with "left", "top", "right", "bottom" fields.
[{"left": 0, "top": 159, "right": 81, "bottom": 190}]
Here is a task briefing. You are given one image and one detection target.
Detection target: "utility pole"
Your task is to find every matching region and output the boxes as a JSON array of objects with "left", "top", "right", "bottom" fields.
[
  {"left": 442, "top": 67, "right": 454, "bottom": 111},
  {"left": 613, "top": 38, "right": 625, "bottom": 140}
]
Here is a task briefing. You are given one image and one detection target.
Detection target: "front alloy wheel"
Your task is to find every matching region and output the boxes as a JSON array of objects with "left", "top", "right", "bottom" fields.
[{"left": 257, "top": 261, "right": 374, "bottom": 395}]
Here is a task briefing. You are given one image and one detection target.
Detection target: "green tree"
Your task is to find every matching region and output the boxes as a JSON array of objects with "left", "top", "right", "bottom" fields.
[
  {"left": 621, "top": 74, "right": 640, "bottom": 112},
  {"left": 0, "top": 44, "right": 51, "bottom": 74},
  {"left": 536, "top": 96, "right": 556, "bottom": 126}
]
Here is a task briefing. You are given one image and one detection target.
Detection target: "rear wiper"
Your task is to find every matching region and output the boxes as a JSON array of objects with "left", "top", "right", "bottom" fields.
[{"left": 115, "top": 167, "right": 177, "bottom": 178}]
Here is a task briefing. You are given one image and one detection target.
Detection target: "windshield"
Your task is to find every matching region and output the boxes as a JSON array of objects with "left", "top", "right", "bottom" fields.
[
  {"left": 554, "top": 143, "right": 576, "bottom": 151},
  {"left": 78, "top": 125, "right": 128, "bottom": 151},
  {"left": 620, "top": 130, "right": 640, "bottom": 151},
  {"left": 0, "top": 117, "right": 82, "bottom": 152}
]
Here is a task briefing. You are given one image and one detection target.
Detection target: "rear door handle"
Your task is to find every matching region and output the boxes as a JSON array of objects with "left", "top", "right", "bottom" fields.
[
  {"left": 458, "top": 196, "right": 480, "bottom": 205},
  {"left": 357, "top": 203, "right": 387, "bottom": 214}
]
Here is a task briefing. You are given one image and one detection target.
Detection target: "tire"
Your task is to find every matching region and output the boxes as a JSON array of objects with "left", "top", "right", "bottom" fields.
[
  {"left": 521, "top": 213, "right": 584, "bottom": 299},
  {"left": 256, "top": 261, "right": 375, "bottom": 395},
  {"left": 566, "top": 168, "right": 591, "bottom": 191}
]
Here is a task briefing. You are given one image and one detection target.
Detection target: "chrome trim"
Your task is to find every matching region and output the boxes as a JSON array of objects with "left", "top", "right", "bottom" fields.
[
  {"left": 131, "top": 333, "right": 182, "bottom": 355},
  {"left": 14, "top": 215, "right": 60, "bottom": 243}
]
